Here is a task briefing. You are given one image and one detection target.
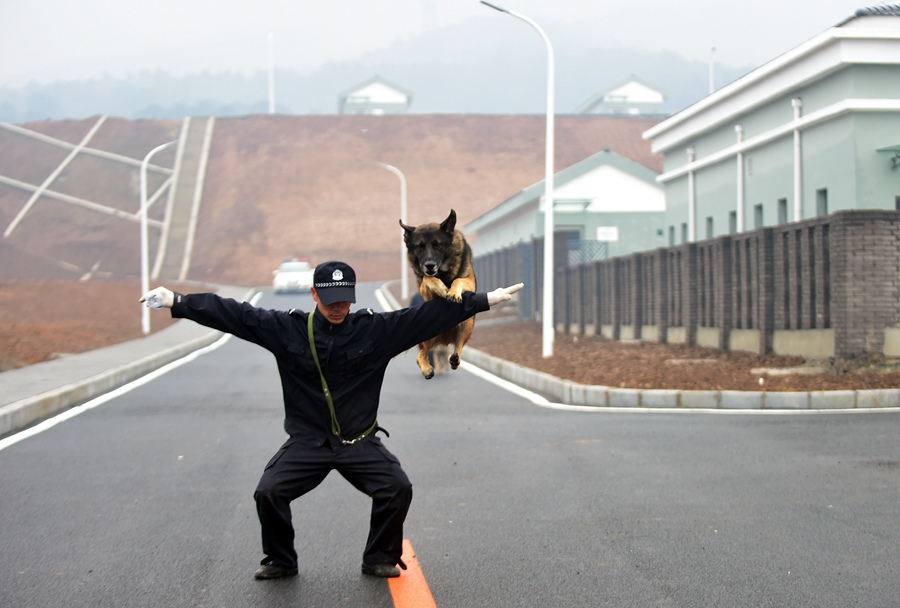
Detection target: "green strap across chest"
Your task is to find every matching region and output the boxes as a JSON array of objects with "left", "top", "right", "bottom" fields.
[{"left": 307, "top": 312, "right": 376, "bottom": 444}]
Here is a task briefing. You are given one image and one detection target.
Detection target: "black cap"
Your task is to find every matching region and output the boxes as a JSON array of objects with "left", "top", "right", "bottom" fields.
[{"left": 313, "top": 261, "right": 356, "bottom": 305}]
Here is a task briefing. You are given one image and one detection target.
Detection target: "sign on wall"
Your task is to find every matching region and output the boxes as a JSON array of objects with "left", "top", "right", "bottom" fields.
[{"left": 596, "top": 226, "right": 619, "bottom": 242}]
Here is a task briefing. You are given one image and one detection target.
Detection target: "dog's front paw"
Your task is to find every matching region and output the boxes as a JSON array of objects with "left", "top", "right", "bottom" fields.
[
  {"left": 444, "top": 289, "right": 463, "bottom": 303},
  {"left": 446, "top": 278, "right": 474, "bottom": 303},
  {"left": 422, "top": 276, "right": 448, "bottom": 299}
]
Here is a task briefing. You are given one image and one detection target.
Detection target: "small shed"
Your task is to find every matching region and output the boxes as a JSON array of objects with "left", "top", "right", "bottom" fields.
[
  {"left": 575, "top": 76, "right": 667, "bottom": 116},
  {"left": 338, "top": 75, "right": 413, "bottom": 115}
]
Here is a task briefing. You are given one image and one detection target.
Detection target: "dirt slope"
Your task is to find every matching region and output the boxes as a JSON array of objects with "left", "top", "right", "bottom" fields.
[{"left": 0, "top": 114, "right": 661, "bottom": 285}]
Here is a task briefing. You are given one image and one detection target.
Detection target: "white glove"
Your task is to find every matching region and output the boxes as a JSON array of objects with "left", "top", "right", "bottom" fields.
[
  {"left": 487, "top": 283, "right": 524, "bottom": 306},
  {"left": 140, "top": 286, "right": 175, "bottom": 309}
]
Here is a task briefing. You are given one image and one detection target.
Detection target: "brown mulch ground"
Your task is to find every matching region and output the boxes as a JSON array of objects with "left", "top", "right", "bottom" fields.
[
  {"left": 466, "top": 319, "right": 900, "bottom": 392},
  {"left": 0, "top": 281, "right": 186, "bottom": 372},
  {"left": 3, "top": 281, "right": 900, "bottom": 392}
]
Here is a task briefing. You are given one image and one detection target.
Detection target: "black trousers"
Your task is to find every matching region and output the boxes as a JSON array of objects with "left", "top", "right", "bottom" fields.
[{"left": 253, "top": 435, "right": 413, "bottom": 568}]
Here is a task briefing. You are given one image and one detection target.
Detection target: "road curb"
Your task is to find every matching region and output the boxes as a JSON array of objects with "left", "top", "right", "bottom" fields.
[
  {"left": 377, "top": 283, "right": 900, "bottom": 411},
  {"left": 462, "top": 341, "right": 900, "bottom": 410}
]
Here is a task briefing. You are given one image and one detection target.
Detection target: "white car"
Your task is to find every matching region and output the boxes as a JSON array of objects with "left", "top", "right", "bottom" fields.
[{"left": 273, "top": 259, "right": 314, "bottom": 294}]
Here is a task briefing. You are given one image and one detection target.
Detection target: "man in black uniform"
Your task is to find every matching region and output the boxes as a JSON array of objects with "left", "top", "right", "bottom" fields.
[{"left": 141, "top": 261, "right": 522, "bottom": 580}]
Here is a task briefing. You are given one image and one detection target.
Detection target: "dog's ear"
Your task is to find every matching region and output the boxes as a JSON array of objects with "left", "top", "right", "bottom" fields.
[
  {"left": 440, "top": 209, "right": 457, "bottom": 234},
  {"left": 399, "top": 220, "right": 415, "bottom": 242}
]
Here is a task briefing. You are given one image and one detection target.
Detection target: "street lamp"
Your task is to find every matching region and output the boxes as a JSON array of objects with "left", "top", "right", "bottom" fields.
[
  {"left": 140, "top": 140, "right": 178, "bottom": 335},
  {"left": 481, "top": 0, "right": 556, "bottom": 357},
  {"left": 376, "top": 162, "right": 409, "bottom": 302},
  {"left": 268, "top": 32, "right": 275, "bottom": 114}
]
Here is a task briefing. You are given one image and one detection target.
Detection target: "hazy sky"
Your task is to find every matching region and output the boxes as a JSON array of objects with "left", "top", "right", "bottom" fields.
[{"left": 1, "top": 0, "right": 872, "bottom": 88}]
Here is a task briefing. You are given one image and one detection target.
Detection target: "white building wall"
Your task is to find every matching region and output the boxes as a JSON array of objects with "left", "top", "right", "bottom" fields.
[{"left": 555, "top": 166, "right": 665, "bottom": 212}]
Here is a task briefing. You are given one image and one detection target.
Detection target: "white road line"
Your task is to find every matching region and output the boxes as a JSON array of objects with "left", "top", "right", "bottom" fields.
[
  {"left": 0, "top": 333, "right": 233, "bottom": 452},
  {"left": 0, "top": 292, "right": 264, "bottom": 452}
]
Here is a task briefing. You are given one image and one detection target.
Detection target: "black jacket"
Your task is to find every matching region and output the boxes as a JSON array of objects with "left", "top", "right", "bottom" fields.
[{"left": 171, "top": 291, "right": 489, "bottom": 446}]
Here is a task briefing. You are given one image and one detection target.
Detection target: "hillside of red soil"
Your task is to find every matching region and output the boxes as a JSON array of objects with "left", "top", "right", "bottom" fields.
[
  {"left": 0, "top": 114, "right": 662, "bottom": 286},
  {"left": 0, "top": 281, "right": 186, "bottom": 372}
]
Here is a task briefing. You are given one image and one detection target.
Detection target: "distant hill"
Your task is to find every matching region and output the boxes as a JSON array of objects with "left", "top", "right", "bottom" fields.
[
  {"left": 0, "top": 19, "right": 751, "bottom": 122},
  {"left": 0, "top": 114, "right": 662, "bottom": 286}
]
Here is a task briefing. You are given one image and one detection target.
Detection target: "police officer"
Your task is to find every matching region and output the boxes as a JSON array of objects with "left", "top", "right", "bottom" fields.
[{"left": 141, "top": 260, "right": 523, "bottom": 580}]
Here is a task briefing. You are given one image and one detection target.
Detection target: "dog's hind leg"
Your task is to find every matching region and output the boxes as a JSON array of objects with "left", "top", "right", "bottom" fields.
[
  {"left": 449, "top": 317, "right": 475, "bottom": 370},
  {"left": 415, "top": 341, "right": 436, "bottom": 379},
  {"left": 434, "top": 346, "right": 447, "bottom": 374}
]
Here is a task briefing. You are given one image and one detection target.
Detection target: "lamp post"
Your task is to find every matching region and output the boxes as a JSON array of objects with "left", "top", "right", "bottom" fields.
[
  {"left": 376, "top": 162, "right": 409, "bottom": 302},
  {"left": 268, "top": 32, "right": 275, "bottom": 114},
  {"left": 481, "top": 0, "right": 556, "bottom": 357},
  {"left": 140, "top": 140, "right": 178, "bottom": 335}
]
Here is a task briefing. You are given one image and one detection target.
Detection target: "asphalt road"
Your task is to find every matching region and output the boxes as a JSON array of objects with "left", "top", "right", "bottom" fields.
[{"left": 1, "top": 284, "right": 898, "bottom": 608}]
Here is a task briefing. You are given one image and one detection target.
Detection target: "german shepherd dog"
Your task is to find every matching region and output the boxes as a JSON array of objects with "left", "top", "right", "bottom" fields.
[{"left": 400, "top": 209, "right": 477, "bottom": 379}]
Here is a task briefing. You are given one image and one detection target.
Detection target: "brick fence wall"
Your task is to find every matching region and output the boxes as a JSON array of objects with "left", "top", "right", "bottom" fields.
[{"left": 473, "top": 210, "right": 900, "bottom": 359}]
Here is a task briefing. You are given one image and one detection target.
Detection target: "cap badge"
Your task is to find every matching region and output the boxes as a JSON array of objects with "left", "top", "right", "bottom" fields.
[{"left": 332, "top": 269, "right": 344, "bottom": 282}]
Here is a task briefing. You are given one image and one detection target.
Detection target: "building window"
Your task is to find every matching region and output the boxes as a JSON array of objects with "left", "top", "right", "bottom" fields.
[
  {"left": 668, "top": 226, "right": 675, "bottom": 246},
  {"left": 754, "top": 204, "right": 764, "bottom": 229},
  {"left": 729, "top": 211, "right": 737, "bottom": 234},
  {"left": 706, "top": 216, "right": 714, "bottom": 239},
  {"left": 895, "top": 196, "right": 900, "bottom": 210},
  {"left": 816, "top": 189, "right": 828, "bottom": 216},
  {"left": 681, "top": 222, "right": 688, "bottom": 243},
  {"left": 778, "top": 198, "right": 788, "bottom": 224}
]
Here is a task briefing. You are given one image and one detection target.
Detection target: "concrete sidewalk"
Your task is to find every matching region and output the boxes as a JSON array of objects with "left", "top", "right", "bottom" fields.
[{"left": 0, "top": 285, "right": 254, "bottom": 438}]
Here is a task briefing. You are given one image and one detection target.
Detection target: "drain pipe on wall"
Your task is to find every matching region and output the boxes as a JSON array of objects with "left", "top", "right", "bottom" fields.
[
  {"left": 792, "top": 97, "right": 803, "bottom": 222},
  {"left": 687, "top": 146, "right": 696, "bottom": 242},
  {"left": 735, "top": 124, "right": 745, "bottom": 233}
]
